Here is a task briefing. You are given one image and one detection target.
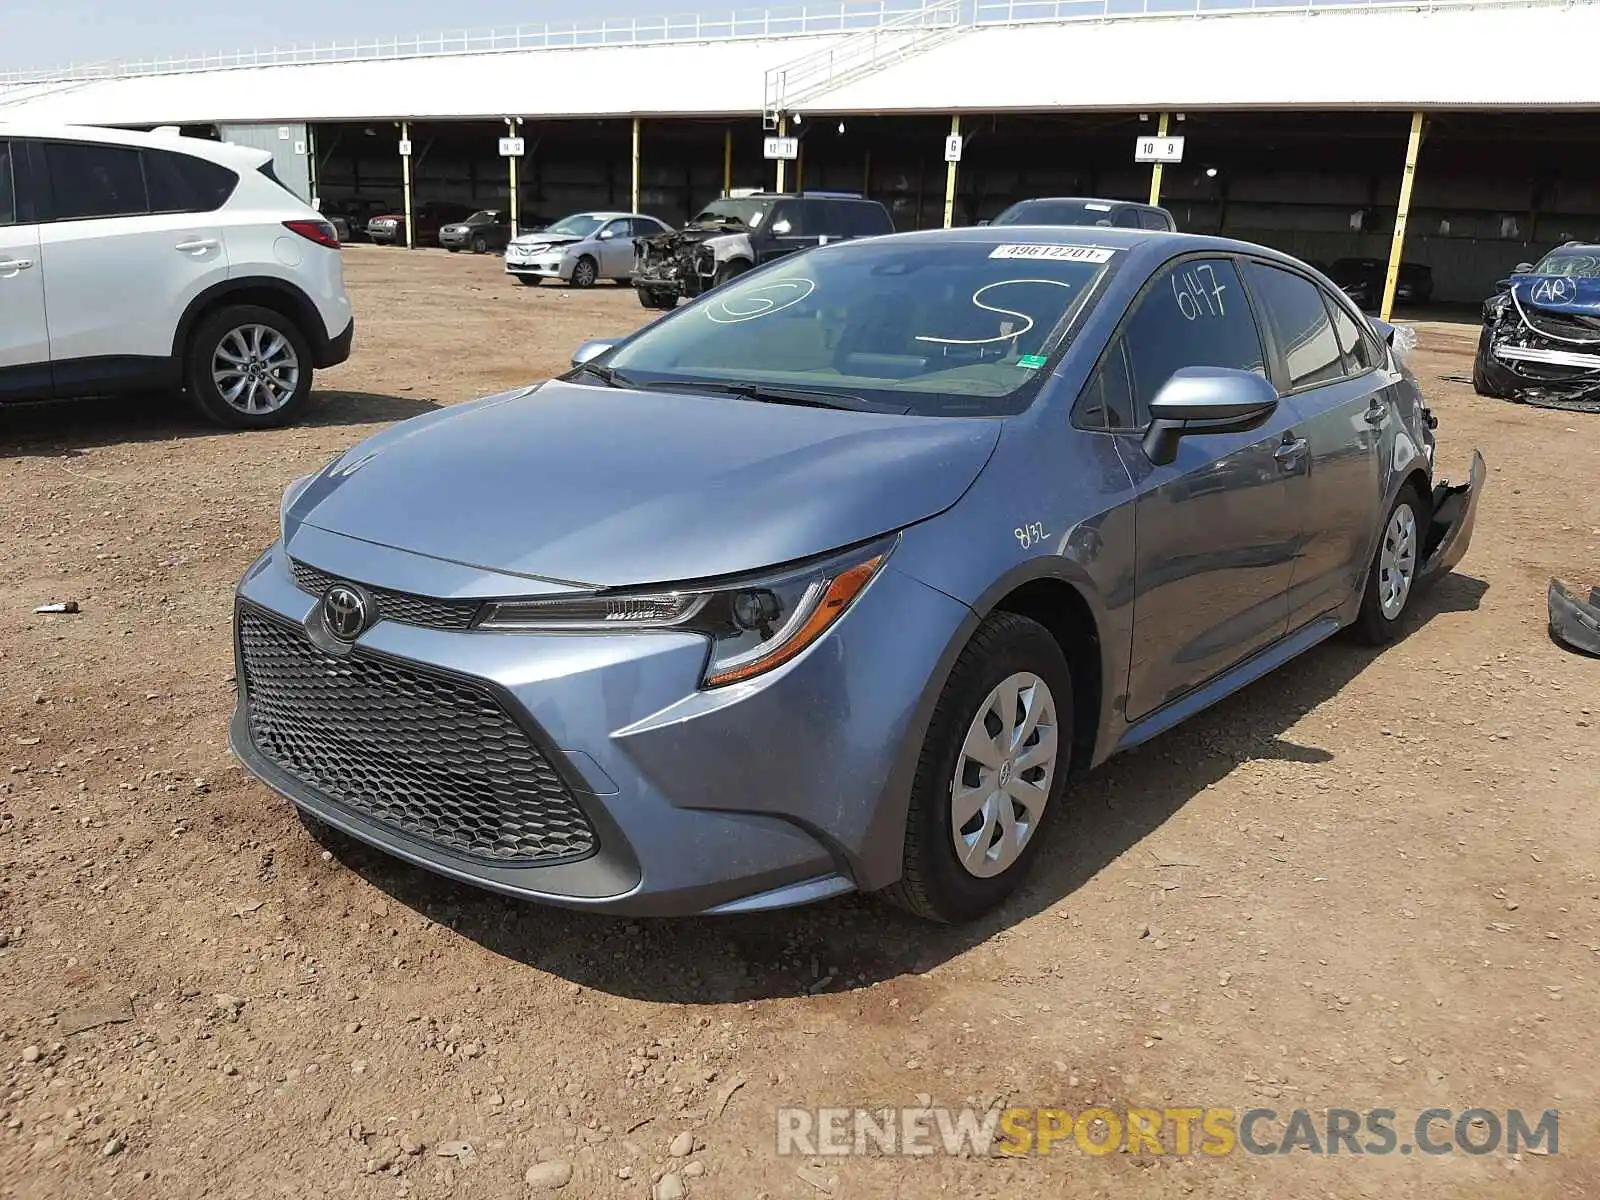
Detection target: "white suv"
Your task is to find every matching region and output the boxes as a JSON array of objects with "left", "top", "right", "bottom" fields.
[{"left": 0, "top": 124, "right": 353, "bottom": 429}]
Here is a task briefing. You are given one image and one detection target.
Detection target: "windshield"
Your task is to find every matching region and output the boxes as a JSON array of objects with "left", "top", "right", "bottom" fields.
[
  {"left": 1530, "top": 249, "right": 1600, "bottom": 278},
  {"left": 690, "top": 199, "right": 770, "bottom": 228},
  {"left": 992, "top": 200, "right": 1119, "bottom": 228},
  {"left": 603, "top": 238, "right": 1121, "bottom": 416},
  {"left": 465, "top": 210, "right": 499, "bottom": 224},
  {"left": 544, "top": 214, "right": 607, "bottom": 238}
]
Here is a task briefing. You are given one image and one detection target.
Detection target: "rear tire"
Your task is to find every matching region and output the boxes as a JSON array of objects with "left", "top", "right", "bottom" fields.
[
  {"left": 184, "top": 304, "right": 313, "bottom": 430},
  {"left": 883, "top": 612, "right": 1072, "bottom": 924},
  {"left": 1351, "top": 483, "right": 1427, "bottom": 645}
]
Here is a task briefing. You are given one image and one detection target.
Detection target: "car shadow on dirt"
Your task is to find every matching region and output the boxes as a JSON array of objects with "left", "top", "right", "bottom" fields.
[
  {"left": 0, "top": 390, "right": 438, "bottom": 455},
  {"left": 310, "top": 573, "right": 1490, "bottom": 1004}
]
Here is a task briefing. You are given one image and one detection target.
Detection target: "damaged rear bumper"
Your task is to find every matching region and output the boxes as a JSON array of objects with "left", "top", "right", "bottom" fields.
[
  {"left": 1548, "top": 579, "right": 1600, "bottom": 656},
  {"left": 1416, "top": 449, "right": 1486, "bottom": 590}
]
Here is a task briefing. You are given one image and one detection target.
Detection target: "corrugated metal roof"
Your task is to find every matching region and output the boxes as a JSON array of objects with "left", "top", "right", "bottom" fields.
[{"left": 0, "top": 1, "right": 1594, "bottom": 125}]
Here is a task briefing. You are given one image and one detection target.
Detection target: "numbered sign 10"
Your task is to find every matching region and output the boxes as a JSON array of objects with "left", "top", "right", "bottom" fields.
[{"left": 1133, "top": 135, "right": 1185, "bottom": 164}]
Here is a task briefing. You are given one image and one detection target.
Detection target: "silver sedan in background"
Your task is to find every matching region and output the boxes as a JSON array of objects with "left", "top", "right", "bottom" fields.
[{"left": 504, "top": 212, "right": 673, "bottom": 288}]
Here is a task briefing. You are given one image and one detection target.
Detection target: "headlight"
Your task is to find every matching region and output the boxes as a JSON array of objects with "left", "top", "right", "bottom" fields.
[{"left": 476, "top": 538, "right": 894, "bottom": 688}]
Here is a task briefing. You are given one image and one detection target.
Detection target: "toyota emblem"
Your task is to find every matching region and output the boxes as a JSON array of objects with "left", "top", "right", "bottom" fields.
[{"left": 321, "top": 585, "right": 370, "bottom": 641}]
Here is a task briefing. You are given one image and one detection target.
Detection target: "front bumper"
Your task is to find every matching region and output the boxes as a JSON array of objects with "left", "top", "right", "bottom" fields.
[
  {"left": 228, "top": 534, "right": 970, "bottom": 915},
  {"left": 366, "top": 224, "right": 402, "bottom": 245},
  {"left": 504, "top": 249, "right": 570, "bottom": 279}
]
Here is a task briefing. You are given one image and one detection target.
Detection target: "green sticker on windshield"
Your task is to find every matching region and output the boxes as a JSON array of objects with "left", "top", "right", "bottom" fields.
[{"left": 1018, "top": 354, "right": 1049, "bottom": 370}]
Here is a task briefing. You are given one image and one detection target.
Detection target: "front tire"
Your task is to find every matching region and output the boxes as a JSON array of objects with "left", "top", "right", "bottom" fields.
[
  {"left": 883, "top": 612, "right": 1072, "bottom": 924},
  {"left": 569, "top": 256, "right": 598, "bottom": 288},
  {"left": 713, "top": 259, "right": 750, "bottom": 288},
  {"left": 514, "top": 275, "right": 541, "bottom": 287},
  {"left": 184, "top": 304, "right": 313, "bottom": 430},
  {"left": 1351, "top": 484, "right": 1426, "bottom": 645},
  {"left": 471, "top": 235, "right": 489, "bottom": 254},
  {"left": 1471, "top": 326, "right": 1507, "bottom": 398}
]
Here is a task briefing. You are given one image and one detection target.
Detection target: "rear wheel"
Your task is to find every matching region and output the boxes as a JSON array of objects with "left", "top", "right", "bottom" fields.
[
  {"left": 1351, "top": 484, "right": 1426, "bottom": 645},
  {"left": 569, "top": 256, "right": 599, "bottom": 288},
  {"left": 184, "top": 304, "right": 313, "bottom": 430},
  {"left": 883, "top": 612, "right": 1072, "bottom": 924}
]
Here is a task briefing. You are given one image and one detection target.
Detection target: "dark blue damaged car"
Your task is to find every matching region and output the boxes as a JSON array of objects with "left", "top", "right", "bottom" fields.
[
  {"left": 1475, "top": 241, "right": 1600, "bottom": 409},
  {"left": 231, "top": 226, "right": 1484, "bottom": 923}
]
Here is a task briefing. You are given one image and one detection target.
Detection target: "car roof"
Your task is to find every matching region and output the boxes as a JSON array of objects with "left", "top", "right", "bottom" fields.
[
  {"left": 1009, "top": 196, "right": 1164, "bottom": 210},
  {"left": 0, "top": 122, "right": 270, "bottom": 170}
]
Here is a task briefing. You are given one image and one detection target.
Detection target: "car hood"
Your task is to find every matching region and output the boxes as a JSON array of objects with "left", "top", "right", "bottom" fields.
[
  {"left": 509, "top": 233, "right": 583, "bottom": 249},
  {"left": 289, "top": 381, "right": 1001, "bottom": 588},
  {"left": 1508, "top": 274, "right": 1600, "bottom": 313}
]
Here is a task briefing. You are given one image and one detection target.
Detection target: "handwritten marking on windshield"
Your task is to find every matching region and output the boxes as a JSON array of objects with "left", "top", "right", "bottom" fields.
[
  {"left": 989, "top": 244, "right": 1116, "bottom": 263},
  {"left": 704, "top": 278, "right": 816, "bottom": 324},
  {"left": 1172, "top": 264, "right": 1227, "bottom": 320},
  {"left": 913, "top": 278, "right": 1076, "bottom": 348}
]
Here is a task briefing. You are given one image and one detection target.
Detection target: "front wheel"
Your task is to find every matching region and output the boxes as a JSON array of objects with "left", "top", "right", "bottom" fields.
[
  {"left": 1351, "top": 484, "right": 1426, "bottom": 645},
  {"left": 883, "top": 612, "right": 1072, "bottom": 924},
  {"left": 514, "top": 275, "right": 540, "bottom": 287},
  {"left": 713, "top": 259, "right": 750, "bottom": 288},
  {"left": 569, "top": 256, "right": 598, "bottom": 288},
  {"left": 184, "top": 304, "right": 313, "bottom": 430},
  {"left": 471, "top": 235, "right": 489, "bottom": 254},
  {"left": 1471, "top": 326, "right": 1507, "bottom": 398}
]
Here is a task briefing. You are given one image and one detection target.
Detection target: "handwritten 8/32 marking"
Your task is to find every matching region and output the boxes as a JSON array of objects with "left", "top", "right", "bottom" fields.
[{"left": 1014, "top": 522, "right": 1048, "bottom": 550}]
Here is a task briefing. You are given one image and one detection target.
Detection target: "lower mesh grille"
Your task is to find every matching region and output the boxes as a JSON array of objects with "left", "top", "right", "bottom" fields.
[{"left": 238, "top": 606, "right": 596, "bottom": 863}]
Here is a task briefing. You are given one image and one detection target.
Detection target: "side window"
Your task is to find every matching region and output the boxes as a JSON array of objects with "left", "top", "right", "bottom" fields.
[
  {"left": 44, "top": 141, "right": 149, "bottom": 220},
  {"left": 142, "top": 149, "right": 236, "bottom": 214},
  {"left": 1123, "top": 257, "right": 1267, "bottom": 424},
  {"left": 1139, "top": 209, "right": 1170, "bottom": 231},
  {"left": 599, "top": 219, "right": 627, "bottom": 240},
  {"left": 1073, "top": 340, "right": 1135, "bottom": 431},
  {"left": 1240, "top": 261, "right": 1344, "bottom": 390},
  {"left": 840, "top": 201, "right": 892, "bottom": 237},
  {"left": 769, "top": 202, "right": 805, "bottom": 237},
  {"left": 1326, "top": 293, "right": 1377, "bottom": 374},
  {"left": 0, "top": 141, "right": 14, "bottom": 226},
  {"left": 1113, "top": 207, "right": 1143, "bottom": 228}
]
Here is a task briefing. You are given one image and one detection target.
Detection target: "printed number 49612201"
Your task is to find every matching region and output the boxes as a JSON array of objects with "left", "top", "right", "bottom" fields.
[{"left": 1014, "top": 522, "right": 1048, "bottom": 550}]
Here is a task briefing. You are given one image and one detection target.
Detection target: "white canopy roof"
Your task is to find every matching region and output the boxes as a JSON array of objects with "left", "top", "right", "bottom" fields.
[{"left": 0, "top": 1, "right": 1594, "bottom": 126}]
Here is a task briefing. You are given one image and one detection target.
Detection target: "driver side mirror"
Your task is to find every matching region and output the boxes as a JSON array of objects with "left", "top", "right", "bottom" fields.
[
  {"left": 1141, "top": 367, "right": 1280, "bottom": 467},
  {"left": 771, "top": 219, "right": 793, "bottom": 236},
  {"left": 570, "top": 338, "right": 616, "bottom": 367},
  {"left": 597, "top": 228, "right": 615, "bottom": 240},
  {"left": 1513, "top": 262, "right": 1534, "bottom": 274}
]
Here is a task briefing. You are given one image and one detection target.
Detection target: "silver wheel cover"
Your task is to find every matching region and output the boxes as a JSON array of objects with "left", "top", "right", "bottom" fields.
[
  {"left": 1378, "top": 501, "right": 1419, "bottom": 621},
  {"left": 950, "top": 672, "right": 1060, "bottom": 879}
]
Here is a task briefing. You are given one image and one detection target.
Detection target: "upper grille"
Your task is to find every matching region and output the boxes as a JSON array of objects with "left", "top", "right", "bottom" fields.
[
  {"left": 238, "top": 607, "right": 596, "bottom": 864},
  {"left": 291, "top": 559, "right": 481, "bottom": 631},
  {"left": 1523, "top": 308, "right": 1600, "bottom": 343}
]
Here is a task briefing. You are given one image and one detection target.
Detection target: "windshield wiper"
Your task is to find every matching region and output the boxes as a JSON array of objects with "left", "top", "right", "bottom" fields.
[
  {"left": 566, "top": 361, "right": 636, "bottom": 388},
  {"left": 647, "top": 379, "right": 909, "bottom": 414}
]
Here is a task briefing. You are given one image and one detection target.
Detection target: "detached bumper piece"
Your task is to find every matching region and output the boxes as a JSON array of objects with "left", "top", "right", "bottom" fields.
[
  {"left": 1416, "top": 449, "right": 1487, "bottom": 589},
  {"left": 1549, "top": 579, "right": 1600, "bottom": 657}
]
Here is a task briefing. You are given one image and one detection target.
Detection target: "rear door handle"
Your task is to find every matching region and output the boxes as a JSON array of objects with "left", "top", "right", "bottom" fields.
[
  {"left": 1275, "top": 436, "right": 1309, "bottom": 469},
  {"left": 175, "top": 238, "right": 219, "bottom": 252},
  {"left": 0, "top": 258, "right": 35, "bottom": 271}
]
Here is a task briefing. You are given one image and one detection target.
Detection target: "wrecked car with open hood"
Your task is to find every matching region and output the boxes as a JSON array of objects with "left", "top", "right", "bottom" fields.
[
  {"left": 631, "top": 191, "right": 894, "bottom": 310},
  {"left": 1473, "top": 243, "right": 1600, "bottom": 413}
]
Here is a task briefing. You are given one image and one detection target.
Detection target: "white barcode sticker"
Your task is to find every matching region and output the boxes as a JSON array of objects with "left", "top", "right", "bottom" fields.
[{"left": 989, "top": 244, "right": 1117, "bottom": 263}]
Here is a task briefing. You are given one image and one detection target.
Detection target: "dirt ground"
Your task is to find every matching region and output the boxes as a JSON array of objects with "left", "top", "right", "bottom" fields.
[{"left": 2, "top": 245, "right": 1597, "bottom": 1200}]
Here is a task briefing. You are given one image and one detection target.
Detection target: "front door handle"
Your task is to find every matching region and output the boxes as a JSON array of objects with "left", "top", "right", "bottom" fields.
[
  {"left": 0, "top": 258, "right": 35, "bottom": 272},
  {"left": 1363, "top": 398, "right": 1388, "bottom": 425},
  {"left": 175, "top": 238, "right": 219, "bottom": 252},
  {"left": 1275, "top": 436, "right": 1310, "bottom": 470}
]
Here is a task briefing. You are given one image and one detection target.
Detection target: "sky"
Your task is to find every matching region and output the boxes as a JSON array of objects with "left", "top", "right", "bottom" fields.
[{"left": 0, "top": 0, "right": 697, "bottom": 71}]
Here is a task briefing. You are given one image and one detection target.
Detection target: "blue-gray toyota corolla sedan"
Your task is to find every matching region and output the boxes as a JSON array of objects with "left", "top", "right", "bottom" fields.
[{"left": 231, "top": 227, "right": 1484, "bottom": 923}]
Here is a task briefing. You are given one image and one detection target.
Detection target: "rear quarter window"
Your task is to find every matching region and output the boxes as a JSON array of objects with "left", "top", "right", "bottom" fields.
[{"left": 143, "top": 149, "right": 237, "bottom": 213}]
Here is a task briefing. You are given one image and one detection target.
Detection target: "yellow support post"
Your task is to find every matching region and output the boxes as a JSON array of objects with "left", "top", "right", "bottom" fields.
[
  {"left": 775, "top": 116, "right": 788, "bottom": 192},
  {"left": 1381, "top": 111, "right": 1427, "bottom": 321},
  {"left": 400, "top": 120, "right": 414, "bottom": 250},
  {"left": 723, "top": 127, "right": 733, "bottom": 194},
  {"left": 1147, "top": 112, "right": 1169, "bottom": 207},
  {"left": 631, "top": 118, "right": 641, "bottom": 214},
  {"left": 943, "top": 114, "right": 960, "bottom": 229},
  {"left": 507, "top": 121, "right": 519, "bottom": 239},
  {"left": 863, "top": 148, "right": 871, "bottom": 198},
  {"left": 796, "top": 138, "right": 804, "bottom": 193}
]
